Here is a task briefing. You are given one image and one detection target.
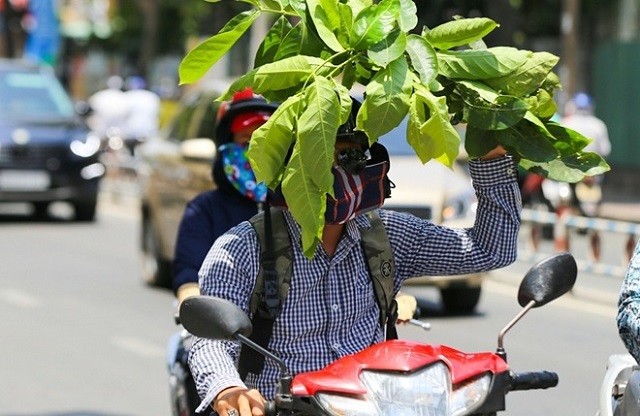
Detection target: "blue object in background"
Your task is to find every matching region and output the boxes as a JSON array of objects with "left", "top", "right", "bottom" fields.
[{"left": 24, "top": 0, "right": 61, "bottom": 66}]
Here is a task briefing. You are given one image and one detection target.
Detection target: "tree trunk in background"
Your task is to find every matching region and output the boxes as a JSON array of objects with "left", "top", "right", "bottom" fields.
[
  {"left": 133, "top": 0, "right": 159, "bottom": 77},
  {"left": 561, "top": 0, "right": 580, "bottom": 100}
]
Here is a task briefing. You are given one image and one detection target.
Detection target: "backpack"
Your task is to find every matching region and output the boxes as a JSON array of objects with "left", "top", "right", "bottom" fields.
[{"left": 238, "top": 207, "right": 397, "bottom": 379}]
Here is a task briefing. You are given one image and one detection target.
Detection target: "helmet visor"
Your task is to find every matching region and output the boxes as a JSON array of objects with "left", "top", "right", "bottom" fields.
[{"left": 230, "top": 111, "right": 270, "bottom": 133}]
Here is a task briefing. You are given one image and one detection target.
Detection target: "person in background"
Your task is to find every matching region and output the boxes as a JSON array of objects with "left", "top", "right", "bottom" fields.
[
  {"left": 562, "top": 92, "right": 611, "bottom": 217},
  {"left": 562, "top": 92, "right": 611, "bottom": 159},
  {"left": 122, "top": 75, "right": 161, "bottom": 156},
  {"left": 618, "top": 239, "right": 640, "bottom": 363},
  {"left": 168, "top": 88, "right": 278, "bottom": 416},
  {"left": 172, "top": 88, "right": 276, "bottom": 304},
  {"left": 87, "top": 75, "right": 129, "bottom": 146}
]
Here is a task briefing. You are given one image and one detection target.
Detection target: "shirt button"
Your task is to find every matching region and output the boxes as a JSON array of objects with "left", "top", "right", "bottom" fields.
[
  {"left": 332, "top": 343, "right": 340, "bottom": 350},
  {"left": 332, "top": 304, "right": 339, "bottom": 311},
  {"left": 506, "top": 168, "right": 514, "bottom": 175}
]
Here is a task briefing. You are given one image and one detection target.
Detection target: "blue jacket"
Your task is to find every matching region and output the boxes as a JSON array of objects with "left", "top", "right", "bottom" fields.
[{"left": 172, "top": 157, "right": 259, "bottom": 293}]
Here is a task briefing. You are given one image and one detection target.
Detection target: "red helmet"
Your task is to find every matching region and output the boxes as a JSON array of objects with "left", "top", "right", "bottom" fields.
[{"left": 215, "top": 88, "right": 278, "bottom": 147}]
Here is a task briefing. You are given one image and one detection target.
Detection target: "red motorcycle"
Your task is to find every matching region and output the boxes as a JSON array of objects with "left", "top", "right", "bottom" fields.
[{"left": 180, "top": 253, "right": 577, "bottom": 416}]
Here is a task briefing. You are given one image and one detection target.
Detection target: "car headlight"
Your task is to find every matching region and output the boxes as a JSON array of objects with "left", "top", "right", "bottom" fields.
[
  {"left": 70, "top": 132, "right": 101, "bottom": 157},
  {"left": 315, "top": 363, "right": 492, "bottom": 416}
]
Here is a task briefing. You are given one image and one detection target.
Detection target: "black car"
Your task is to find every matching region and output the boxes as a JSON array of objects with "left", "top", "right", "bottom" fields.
[{"left": 0, "top": 59, "right": 104, "bottom": 221}]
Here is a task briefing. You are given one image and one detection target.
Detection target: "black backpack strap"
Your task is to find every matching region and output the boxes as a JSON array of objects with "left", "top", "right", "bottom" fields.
[
  {"left": 360, "top": 210, "right": 397, "bottom": 340},
  {"left": 238, "top": 206, "right": 292, "bottom": 379}
]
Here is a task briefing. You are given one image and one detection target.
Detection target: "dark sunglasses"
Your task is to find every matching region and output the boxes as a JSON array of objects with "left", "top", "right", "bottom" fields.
[{"left": 337, "top": 148, "right": 369, "bottom": 175}]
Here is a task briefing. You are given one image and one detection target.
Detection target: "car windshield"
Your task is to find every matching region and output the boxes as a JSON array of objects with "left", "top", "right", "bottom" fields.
[{"left": 0, "top": 70, "right": 75, "bottom": 120}]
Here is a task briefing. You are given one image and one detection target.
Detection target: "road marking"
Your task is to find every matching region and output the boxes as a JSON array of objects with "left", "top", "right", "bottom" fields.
[
  {"left": 485, "top": 277, "right": 617, "bottom": 318},
  {"left": 111, "top": 335, "right": 165, "bottom": 358},
  {"left": 0, "top": 289, "right": 42, "bottom": 308}
]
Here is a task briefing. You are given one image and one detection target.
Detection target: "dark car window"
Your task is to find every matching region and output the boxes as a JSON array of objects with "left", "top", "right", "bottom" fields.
[
  {"left": 166, "top": 100, "right": 199, "bottom": 143},
  {"left": 0, "top": 70, "right": 75, "bottom": 120},
  {"left": 184, "top": 91, "right": 219, "bottom": 142},
  {"left": 194, "top": 95, "right": 219, "bottom": 140}
]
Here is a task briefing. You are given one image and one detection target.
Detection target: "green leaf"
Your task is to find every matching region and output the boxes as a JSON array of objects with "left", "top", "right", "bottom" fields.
[
  {"left": 350, "top": 0, "right": 400, "bottom": 50},
  {"left": 545, "top": 121, "right": 592, "bottom": 155},
  {"left": 398, "top": 0, "right": 418, "bottom": 32},
  {"left": 484, "top": 51, "right": 559, "bottom": 96},
  {"left": 334, "top": 84, "right": 353, "bottom": 125},
  {"left": 463, "top": 94, "right": 529, "bottom": 131},
  {"left": 281, "top": 148, "right": 326, "bottom": 257},
  {"left": 178, "top": 10, "right": 260, "bottom": 84},
  {"left": 425, "top": 17, "right": 498, "bottom": 50},
  {"left": 300, "top": 21, "right": 335, "bottom": 59},
  {"left": 524, "top": 88, "right": 557, "bottom": 119},
  {"left": 284, "top": 0, "right": 307, "bottom": 15},
  {"left": 409, "top": 86, "right": 461, "bottom": 166},
  {"left": 253, "top": 55, "right": 336, "bottom": 92},
  {"left": 437, "top": 47, "right": 531, "bottom": 80},
  {"left": 341, "top": 59, "right": 357, "bottom": 89},
  {"left": 494, "top": 120, "right": 559, "bottom": 162},
  {"left": 455, "top": 80, "right": 528, "bottom": 130},
  {"left": 358, "top": 57, "right": 411, "bottom": 141},
  {"left": 336, "top": 3, "right": 354, "bottom": 47},
  {"left": 540, "top": 70, "right": 562, "bottom": 94},
  {"left": 306, "top": 0, "right": 344, "bottom": 52},
  {"left": 297, "top": 77, "right": 341, "bottom": 192},
  {"left": 217, "top": 55, "right": 335, "bottom": 102},
  {"left": 520, "top": 153, "right": 610, "bottom": 183},
  {"left": 254, "top": 16, "right": 292, "bottom": 67},
  {"left": 261, "top": 0, "right": 284, "bottom": 11},
  {"left": 248, "top": 95, "right": 302, "bottom": 187},
  {"left": 354, "top": 55, "right": 375, "bottom": 84},
  {"left": 464, "top": 126, "right": 500, "bottom": 158},
  {"left": 405, "top": 34, "right": 438, "bottom": 85},
  {"left": 367, "top": 29, "right": 407, "bottom": 68}
]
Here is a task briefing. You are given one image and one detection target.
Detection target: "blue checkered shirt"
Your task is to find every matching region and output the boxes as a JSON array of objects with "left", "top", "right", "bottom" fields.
[
  {"left": 618, "top": 239, "right": 640, "bottom": 363},
  {"left": 190, "top": 156, "right": 521, "bottom": 411}
]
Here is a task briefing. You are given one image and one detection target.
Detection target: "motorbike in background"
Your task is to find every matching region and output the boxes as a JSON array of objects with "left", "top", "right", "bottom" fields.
[
  {"left": 596, "top": 353, "right": 640, "bottom": 416},
  {"left": 180, "top": 253, "right": 577, "bottom": 416},
  {"left": 521, "top": 172, "right": 604, "bottom": 221}
]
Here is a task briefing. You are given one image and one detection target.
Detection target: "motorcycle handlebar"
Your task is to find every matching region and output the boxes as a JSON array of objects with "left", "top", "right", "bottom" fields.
[
  {"left": 265, "top": 400, "right": 276, "bottom": 416},
  {"left": 510, "top": 371, "right": 559, "bottom": 391}
]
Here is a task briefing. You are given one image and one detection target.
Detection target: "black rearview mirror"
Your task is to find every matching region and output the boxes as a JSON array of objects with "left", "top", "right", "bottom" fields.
[
  {"left": 179, "top": 296, "right": 252, "bottom": 340},
  {"left": 518, "top": 252, "right": 577, "bottom": 308}
]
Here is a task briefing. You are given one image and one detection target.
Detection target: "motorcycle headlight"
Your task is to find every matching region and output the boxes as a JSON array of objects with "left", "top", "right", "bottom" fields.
[
  {"left": 449, "top": 373, "right": 492, "bottom": 416},
  {"left": 315, "top": 364, "right": 492, "bottom": 416},
  {"left": 70, "top": 132, "right": 101, "bottom": 157}
]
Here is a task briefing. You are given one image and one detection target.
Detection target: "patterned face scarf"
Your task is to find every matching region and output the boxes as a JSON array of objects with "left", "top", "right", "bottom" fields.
[
  {"left": 324, "top": 161, "right": 389, "bottom": 224},
  {"left": 219, "top": 143, "right": 267, "bottom": 202},
  {"left": 269, "top": 161, "right": 389, "bottom": 224}
]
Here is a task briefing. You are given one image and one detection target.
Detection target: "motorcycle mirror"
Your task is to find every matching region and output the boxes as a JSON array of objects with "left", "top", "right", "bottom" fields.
[
  {"left": 179, "top": 296, "right": 252, "bottom": 340},
  {"left": 517, "top": 252, "right": 577, "bottom": 308}
]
